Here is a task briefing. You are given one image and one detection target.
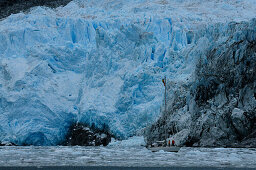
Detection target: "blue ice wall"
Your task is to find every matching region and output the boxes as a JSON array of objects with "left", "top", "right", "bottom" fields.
[{"left": 0, "top": 0, "right": 255, "bottom": 145}]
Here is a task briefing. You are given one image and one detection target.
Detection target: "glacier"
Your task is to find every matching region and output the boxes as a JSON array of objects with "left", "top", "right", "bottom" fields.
[{"left": 0, "top": 0, "right": 256, "bottom": 145}]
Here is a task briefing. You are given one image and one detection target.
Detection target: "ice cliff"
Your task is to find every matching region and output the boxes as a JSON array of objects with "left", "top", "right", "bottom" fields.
[{"left": 0, "top": 0, "right": 256, "bottom": 145}]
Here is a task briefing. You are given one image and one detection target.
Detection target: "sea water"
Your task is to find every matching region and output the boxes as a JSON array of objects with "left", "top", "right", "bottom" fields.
[{"left": 0, "top": 146, "right": 255, "bottom": 168}]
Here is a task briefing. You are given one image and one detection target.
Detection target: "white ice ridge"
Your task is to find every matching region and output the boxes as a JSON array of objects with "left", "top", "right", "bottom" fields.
[{"left": 0, "top": 0, "right": 255, "bottom": 145}]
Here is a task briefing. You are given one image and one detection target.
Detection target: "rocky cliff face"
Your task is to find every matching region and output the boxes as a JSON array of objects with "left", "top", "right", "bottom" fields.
[
  {"left": 63, "top": 123, "right": 111, "bottom": 146},
  {"left": 145, "top": 19, "right": 256, "bottom": 147}
]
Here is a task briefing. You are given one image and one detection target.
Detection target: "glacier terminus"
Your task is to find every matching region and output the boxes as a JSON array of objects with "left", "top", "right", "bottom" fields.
[{"left": 0, "top": 0, "right": 255, "bottom": 147}]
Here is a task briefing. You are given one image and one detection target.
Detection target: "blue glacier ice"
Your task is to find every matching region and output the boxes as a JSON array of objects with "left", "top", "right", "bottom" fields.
[{"left": 0, "top": 0, "right": 256, "bottom": 145}]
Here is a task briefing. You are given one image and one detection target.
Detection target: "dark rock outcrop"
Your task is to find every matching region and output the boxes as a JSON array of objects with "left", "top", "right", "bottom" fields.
[
  {"left": 145, "top": 19, "right": 256, "bottom": 148},
  {"left": 0, "top": 0, "right": 72, "bottom": 19},
  {"left": 63, "top": 123, "right": 112, "bottom": 146}
]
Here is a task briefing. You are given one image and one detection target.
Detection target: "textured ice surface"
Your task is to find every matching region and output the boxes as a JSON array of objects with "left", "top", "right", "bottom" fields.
[
  {"left": 0, "top": 146, "right": 256, "bottom": 168},
  {"left": 0, "top": 0, "right": 256, "bottom": 145},
  {"left": 108, "top": 136, "right": 146, "bottom": 147}
]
